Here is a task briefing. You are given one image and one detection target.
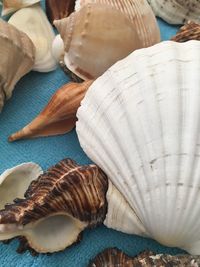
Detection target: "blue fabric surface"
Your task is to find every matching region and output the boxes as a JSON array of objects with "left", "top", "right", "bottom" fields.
[{"left": 0, "top": 2, "right": 183, "bottom": 266}]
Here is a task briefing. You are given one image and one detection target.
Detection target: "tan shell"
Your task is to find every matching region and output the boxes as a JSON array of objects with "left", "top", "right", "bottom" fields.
[
  {"left": 54, "top": 1, "right": 160, "bottom": 80},
  {"left": 89, "top": 248, "right": 200, "bottom": 267},
  {"left": 171, "top": 21, "right": 200, "bottom": 42},
  {"left": 0, "top": 159, "right": 108, "bottom": 253},
  {"left": 148, "top": 0, "right": 200, "bottom": 25},
  {"left": 0, "top": 19, "right": 35, "bottom": 112},
  {"left": 1, "top": 0, "right": 40, "bottom": 16},
  {"left": 8, "top": 80, "right": 93, "bottom": 141}
]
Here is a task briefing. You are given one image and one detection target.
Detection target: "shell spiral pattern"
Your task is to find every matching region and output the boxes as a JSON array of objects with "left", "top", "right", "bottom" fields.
[{"left": 77, "top": 40, "right": 200, "bottom": 254}]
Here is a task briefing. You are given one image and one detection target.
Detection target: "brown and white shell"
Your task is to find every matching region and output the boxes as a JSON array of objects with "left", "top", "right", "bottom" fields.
[
  {"left": 0, "top": 19, "right": 35, "bottom": 112},
  {"left": 0, "top": 159, "right": 108, "bottom": 253},
  {"left": 171, "top": 21, "right": 200, "bottom": 42},
  {"left": 1, "top": 0, "right": 40, "bottom": 16},
  {"left": 54, "top": 0, "right": 160, "bottom": 80},
  {"left": 148, "top": 0, "right": 200, "bottom": 25},
  {"left": 89, "top": 248, "right": 200, "bottom": 267}
]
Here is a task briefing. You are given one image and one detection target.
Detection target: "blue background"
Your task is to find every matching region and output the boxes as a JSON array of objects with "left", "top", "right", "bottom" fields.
[{"left": 0, "top": 1, "right": 184, "bottom": 266}]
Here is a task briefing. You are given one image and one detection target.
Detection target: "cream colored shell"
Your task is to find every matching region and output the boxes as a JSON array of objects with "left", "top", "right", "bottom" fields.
[
  {"left": 8, "top": 4, "right": 57, "bottom": 72},
  {"left": 54, "top": 0, "right": 160, "bottom": 80},
  {"left": 77, "top": 40, "right": 200, "bottom": 254},
  {"left": 148, "top": 0, "right": 200, "bottom": 24},
  {"left": 0, "top": 162, "right": 42, "bottom": 209},
  {"left": 1, "top": 0, "right": 40, "bottom": 16},
  {"left": 0, "top": 19, "right": 35, "bottom": 112}
]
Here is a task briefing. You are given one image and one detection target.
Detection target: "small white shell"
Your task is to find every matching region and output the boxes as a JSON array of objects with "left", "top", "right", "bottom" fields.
[
  {"left": 1, "top": 0, "right": 40, "bottom": 16},
  {"left": 0, "top": 162, "right": 42, "bottom": 209},
  {"left": 52, "top": 34, "right": 64, "bottom": 62},
  {"left": 148, "top": 0, "right": 200, "bottom": 24},
  {"left": 8, "top": 4, "right": 57, "bottom": 72},
  {"left": 77, "top": 40, "right": 200, "bottom": 254}
]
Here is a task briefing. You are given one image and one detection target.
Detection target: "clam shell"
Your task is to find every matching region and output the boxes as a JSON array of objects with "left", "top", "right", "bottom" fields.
[
  {"left": 89, "top": 248, "right": 200, "bottom": 267},
  {"left": 77, "top": 40, "right": 200, "bottom": 254},
  {"left": 148, "top": 0, "right": 200, "bottom": 24},
  {"left": 8, "top": 4, "right": 57, "bottom": 72},
  {"left": 0, "top": 19, "right": 35, "bottom": 112},
  {"left": 0, "top": 163, "right": 42, "bottom": 210},
  {"left": 1, "top": 0, "right": 40, "bottom": 16},
  {"left": 0, "top": 159, "right": 108, "bottom": 253},
  {"left": 54, "top": 1, "right": 160, "bottom": 80}
]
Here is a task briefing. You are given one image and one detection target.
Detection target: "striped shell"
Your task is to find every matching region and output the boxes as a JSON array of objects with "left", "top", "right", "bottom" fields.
[
  {"left": 171, "top": 21, "right": 200, "bottom": 42},
  {"left": 0, "top": 159, "right": 108, "bottom": 253}
]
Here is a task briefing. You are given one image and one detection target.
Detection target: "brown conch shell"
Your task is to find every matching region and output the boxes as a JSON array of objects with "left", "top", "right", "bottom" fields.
[
  {"left": 54, "top": 0, "right": 160, "bottom": 80},
  {"left": 0, "top": 19, "right": 35, "bottom": 112},
  {"left": 0, "top": 159, "right": 108, "bottom": 253},
  {"left": 89, "top": 248, "right": 200, "bottom": 267},
  {"left": 46, "top": 0, "right": 76, "bottom": 24},
  {"left": 171, "top": 21, "right": 200, "bottom": 42},
  {"left": 8, "top": 80, "right": 93, "bottom": 141}
]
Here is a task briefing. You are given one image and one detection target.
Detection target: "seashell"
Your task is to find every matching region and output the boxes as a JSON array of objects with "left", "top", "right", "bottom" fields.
[
  {"left": 8, "top": 4, "right": 57, "bottom": 72},
  {"left": 88, "top": 248, "right": 200, "bottom": 267},
  {"left": 1, "top": 0, "right": 40, "bottom": 16},
  {"left": 54, "top": 0, "right": 160, "bottom": 80},
  {"left": 46, "top": 0, "right": 76, "bottom": 24},
  {"left": 0, "top": 19, "right": 35, "bottom": 112},
  {"left": 0, "top": 159, "right": 108, "bottom": 253},
  {"left": 76, "top": 40, "right": 200, "bottom": 254},
  {"left": 8, "top": 80, "right": 93, "bottom": 141},
  {"left": 171, "top": 21, "right": 200, "bottom": 42},
  {"left": 148, "top": 0, "right": 200, "bottom": 25},
  {"left": 0, "top": 163, "right": 42, "bottom": 210}
]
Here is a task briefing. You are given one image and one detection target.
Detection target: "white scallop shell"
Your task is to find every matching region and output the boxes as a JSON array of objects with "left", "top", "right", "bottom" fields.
[
  {"left": 8, "top": 4, "right": 57, "bottom": 72},
  {"left": 148, "top": 0, "right": 200, "bottom": 24},
  {"left": 0, "top": 162, "right": 42, "bottom": 209},
  {"left": 1, "top": 0, "right": 40, "bottom": 16},
  {"left": 77, "top": 40, "right": 200, "bottom": 254}
]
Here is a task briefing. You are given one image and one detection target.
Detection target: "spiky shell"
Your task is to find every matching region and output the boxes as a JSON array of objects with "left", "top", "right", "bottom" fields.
[
  {"left": 89, "top": 248, "right": 200, "bottom": 267},
  {"left": 8, "top": 4, "right": 57, "bottom": 72},
  {"left": 77, "top": 40, "right": 200, "bottom": 254},
  {"left": 148, "top": 0, "right": 200, "bottom": 24},
  {"left": 0, "top": 19, "right": 35, "bottom": 112},
  {"left": 171, "top": 21, "right": 200, "bottom": 42},
  {"left": 1, "top": 0, "right": 40, "bottom": 16},
  {"left": 0, "top": 163, "right": 42, "bottom": 210},
  {"left": 54, "top": 1, "right": 160, "bottom": 80},
  {"left": 0, "top": 159, "right": 108, "bottom": 253}
]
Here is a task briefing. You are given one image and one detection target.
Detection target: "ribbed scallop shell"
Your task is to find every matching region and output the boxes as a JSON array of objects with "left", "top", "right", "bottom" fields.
[
  {"left": 148, "top": 0, "right": 200, "bottom": 24},
  {"left": 77, "top": 40, "right": 200, "bottom": 254},
  {"left": 0, "top": 163, "right": 42, "bottom": 209},
  {"left": 54, "top": 0, "right": 160, "bottom": 80},
  {"left": 1, "top": 0, "right": 40, "bottom": 16},
  {"left": 8, "top": 4, "right": 57, "bottom": 72},
  {"left": 0, "top": 19, "right": 35, "bottom": 112}
]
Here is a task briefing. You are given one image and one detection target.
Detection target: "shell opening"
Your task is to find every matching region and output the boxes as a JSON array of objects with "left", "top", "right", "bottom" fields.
[{"left": 0, "top": 213, "right": 86, "bottom": 253}]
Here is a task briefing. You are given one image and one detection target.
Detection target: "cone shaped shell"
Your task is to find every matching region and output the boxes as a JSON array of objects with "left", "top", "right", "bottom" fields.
[
  {"left": 54, "top": 1, "right": 160, "bottom": 80},
  {"left": 8, "top": 4, "right": 57, "bottom": 72},
  {"left": 77, "top": 40, "right": 200, "bottom": 254},
  {"left": 0, "top": 19, "right": 35, "bottom": 112},
  {"left": 1, "top": 0, "right": 40, "bottom": 16},
  {"left": 0, "top": 163, "right": 42, "bottom": 210},
  {"left": 8, "top": 80, "right": 93, "bottom": 141},
  {"left": 0, "top": 159, "right": 108, "bottom": 253},
  {"left": 148, "top": 0, "right": 200, "bottom": 24}
]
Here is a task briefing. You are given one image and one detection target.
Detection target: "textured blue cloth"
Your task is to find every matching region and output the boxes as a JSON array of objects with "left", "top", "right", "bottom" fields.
[{"left": 0, "top": 2, "right": 183, "bottom": 266}]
